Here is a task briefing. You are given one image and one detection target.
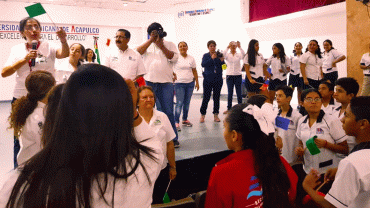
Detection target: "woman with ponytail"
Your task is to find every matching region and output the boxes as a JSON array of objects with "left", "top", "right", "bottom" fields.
[
  {"left": 205, "top": 102, "right": 298, "bottom": 208},
  {"left": 8, "top": 70, "right": 55, "bottom": 165},
  {"left": 55, "top": 43, "right": 86, "bottom": 84}
]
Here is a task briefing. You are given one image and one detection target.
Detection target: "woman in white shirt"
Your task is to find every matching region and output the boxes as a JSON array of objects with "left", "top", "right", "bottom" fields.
[
  {"left": 300, "top": 40, "right": 323, "bottom": 90},
  {"left": 243, "top": 39, "right": 270, "bottom": 98},
  {"left": 0, "top": 64, "right": 163, "bottom": 208},
  {"left": 266, "top": 43, "right": 291, "bottom": 103},
  {"left": 174, "top": 42, "right": 199, "bottom": 130},
  {"left": 289, "top": 42, "right": 303, "bottom": 104},
  {"left": 84, "top": 48, "right": 97, "bottom": 64},
  {"left": 137, "top": 86, "right": 177, "bottom": 204},
  {"left": 55, "top": 43, "right": 85, "bottom": 84},
  {"left": 8, "top": 71, "right": 55, "bottom": 165},
  {"left": 223, "top": 41, "right": 245, "bottom": 114},
  {"left": 322, "top": 39, "right": 346, "bottom": 85}
]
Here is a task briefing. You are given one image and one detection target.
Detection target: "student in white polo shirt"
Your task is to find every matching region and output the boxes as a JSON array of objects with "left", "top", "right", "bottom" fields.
[
  {"left": 223, "top": 41, "right": 245, "bottom": 113},
  {"left": 243, "top": 39, "right": 270, "bottom": 98},
  {"left": 289, "top": 42, "right": 304, "bottom": 104},
  {"left": 360, "top": 45, "right": 370, "bottom": 96},
  {"left": 319, "top": 80, "right": 339, "bottom": 116},
  {"left": 266, "top": 43, "right": 291, "bottom": 103},
  {"left": 303, "top": 96, "right": 370, "bottom": 208},
  {"left": 295, "top": 89, "right": 349, "bottom": 176},
  {"left": 300, "top": 40, "right": 323, "bottom": 89},
  {"left": 104, "top": 29, "right": 146, "bottom": 81},
  {"left": 322, "top": 39, "right": 346, "bottom": 85}
]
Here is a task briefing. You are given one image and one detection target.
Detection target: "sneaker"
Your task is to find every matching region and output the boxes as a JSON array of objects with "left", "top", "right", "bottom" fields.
[
  {"left": 223, "top": 110, "right": 228, "bottom": 114},
  {"left": 173, "top": 140, "right": 180, "bottom": 148},
  {"left": 175, "top": 123, "right": 181, "bottom": 132},
  {"left": 214, "top": 114, "right": 221, "bottom": 122},
  {"left": 200, "top": 115, "right": 205, "bottom": 123},
  {"left": 182, "top": 120, "right": 193, "bottom": 127}
]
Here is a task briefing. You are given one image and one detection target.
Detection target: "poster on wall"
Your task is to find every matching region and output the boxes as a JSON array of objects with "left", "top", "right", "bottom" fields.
[
  {"left": 178, "top": 8, "right": 215, "bottom": 18},
  {"left": 0, "top": 21, "right": 143, "bottom": 101}
]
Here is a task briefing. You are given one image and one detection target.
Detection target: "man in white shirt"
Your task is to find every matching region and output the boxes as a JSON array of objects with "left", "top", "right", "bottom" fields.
[
  {"left": 137, "top": 22, "right": 180, "bottom": 147},
  {"left": 303, "top": 96, "right": 370, "bottom": 208},
  {"left": 103, "top": 29, "right": 145, "bottom": 81}
]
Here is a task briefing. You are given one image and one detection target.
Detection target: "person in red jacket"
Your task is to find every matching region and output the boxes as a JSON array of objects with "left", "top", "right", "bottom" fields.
[{"left": 205, "top": 102, "right": 298, "bottom": 208}]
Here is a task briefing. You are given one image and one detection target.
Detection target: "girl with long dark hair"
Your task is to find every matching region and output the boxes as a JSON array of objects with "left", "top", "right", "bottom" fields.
[
  {"left": 289, "top": 42, "right": 304, "bottom": 104},
  {"left": 266, "top": 43, "right": 291, "bottom": 103},
  {"left": 300, "top": 40, "right": 323, "bottom": 89},
  {"left": 205, "top": 102, "right": 298, "bottom": 208},
  {"left": 85, "top": 48, "right": 96, "bottom": 63},
  {"left": 322, "top": 39, "right": 346, "bottom": 84},
  {"left": 8, "top": 70, "right": 55, "bottom": 165},
  {"left": 0, "top": 64, "right": 164, "bottom": 207},
  {"left": 243, "top": 39, "right": 270, "bottom": 98}
]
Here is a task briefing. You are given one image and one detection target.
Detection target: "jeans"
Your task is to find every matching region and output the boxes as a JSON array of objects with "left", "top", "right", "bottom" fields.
[
  {"left": 174, "top": 81, "right": 195, "bottom": 123},
  {"left": 11, "top": 97, "right": 20, "bottom": 168},
  {"left": 200, "top": 79, "right": 223, "bottom": 115},
  {"left": 146, "top": 81, "right": 178, "bottom": 141},
  {"left": 226, "top": 75, "right": 242, "bottom": 110}
]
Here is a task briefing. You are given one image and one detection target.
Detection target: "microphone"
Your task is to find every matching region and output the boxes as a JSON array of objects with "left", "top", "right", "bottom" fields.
[{"left": 31, "top": 40, "right": 38, "bottom": 67}]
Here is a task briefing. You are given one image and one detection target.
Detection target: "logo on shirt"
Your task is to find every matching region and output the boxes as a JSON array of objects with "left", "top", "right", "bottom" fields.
[
  {"left": 247, "top": 176, "right": 263, "bottom": 200},
  {"left": 36, "top": 54, "right": 47, "bottom": 64},
  {"left": 290, "top": 120, "right": 294, "bottom": 125},
  {"left": 111, "top": 57, "right": 118, "bottom": 62},
  {"left": 154, "top": 119, "right": 161, "bottom": 125},
  {"left": 316, "top": 128, "right": 324, "bottom": 134},
  {"left": 128, "top": 56, "right": 136, "bottom": 61}
]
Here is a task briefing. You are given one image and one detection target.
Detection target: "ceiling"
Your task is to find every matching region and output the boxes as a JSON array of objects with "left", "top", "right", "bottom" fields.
[{"left": 2, "top": 0, "right": 206, "bottom": 13}]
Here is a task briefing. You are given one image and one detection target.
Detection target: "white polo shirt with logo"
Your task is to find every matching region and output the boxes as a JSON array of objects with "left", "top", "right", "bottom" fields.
[
  {"left": 296, "top": 110, "right": 348, "bottom": 174},
  {"left": 322, "top": 49, "right": 344, "bottom": 74},
  {"left": 299, "top": 51, "right": 323, "bottom": 80},
  {"left": 360, "top": 52, "right": 370, "bottom": 75},
  {"left": 266, "top": 55, "right": 291, "bottom": 80},
  {"left": 243, "top": 53, "right": 265, "bottom": 79}
]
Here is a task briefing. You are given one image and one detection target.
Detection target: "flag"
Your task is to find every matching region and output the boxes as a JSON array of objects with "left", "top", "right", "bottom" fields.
[
  {"left": 306, "top": 136, "right": 320, "bottom": 155},
  {"left": 106, "top": 38, "right": 111, "bottom": 46},
  {"left": 25, "top": 3, "right": 46, "bottom": 18},
  {"left": 93, "top": 37, "right": 101, "bottom": 64},
  {"left": 275, "top": 116, "right": 290, "bottom": 130},
  {"left": 260, "top": 79, "right": 269, "bottom": 91},
  {"left": 163, "top": 192, "right": 171, "bottom": 203}
]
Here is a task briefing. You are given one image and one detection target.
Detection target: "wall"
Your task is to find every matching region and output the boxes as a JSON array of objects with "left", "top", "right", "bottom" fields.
[
  {"left": 0, "top": 1, "right": 175, "bottom": 101},
  {"left": 347, "top": 0, "right": 369, "bottom": 94},
  {"left": 172, "top": 0, "right": 346, "bottom": 97}
]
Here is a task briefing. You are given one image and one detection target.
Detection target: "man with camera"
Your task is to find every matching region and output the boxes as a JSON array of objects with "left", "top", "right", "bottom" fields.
[{"left": 137, "top": 22, "right": 180, "bottom": 148}]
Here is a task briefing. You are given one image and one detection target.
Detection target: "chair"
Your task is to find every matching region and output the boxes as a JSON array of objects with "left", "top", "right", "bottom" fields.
[
  {"left": 194, "top": 190, "right": 207, "bottom": 208},
  {"left": 152, "top": 197, "right": 196, "bottom": 208}
]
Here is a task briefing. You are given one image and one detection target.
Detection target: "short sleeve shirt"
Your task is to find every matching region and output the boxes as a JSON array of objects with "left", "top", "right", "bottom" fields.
[
  {"left": 360, "top": 52, "right": 370, "bottom": 75},
  {"left": 243, "top": 53, "right": 265, "bottom": 78},
  {"left": 55, "top": 57, "right": 75, "bottom": 84},
  {"left": 322, "top": 49, "right": 344, "bottom": 73},
  {"left": 290, "top": 54, "right": 302, "bottom": 76},
  {"left": 296, "top": 111, "right": 348, "bottom": 174},
  {"left": 223, "top": 48, "right": 245, "bottom": 76},
  {"left": 174, "top": 55, "right": 196, "bottom": 83},
  {"left": 266, "top": 55, "right": 291, "bottom": 80},
  {"left": 299, "top": 52, "right": 323, "bottom": 80},
  {"left": 4, "top": 42, "right": 58, "bottom": 98}
]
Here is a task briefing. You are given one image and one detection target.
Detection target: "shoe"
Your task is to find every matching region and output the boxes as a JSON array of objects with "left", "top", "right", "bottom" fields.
[
  {"left": 200, "top": 115, "right": 205, "bottom": 123},
  {"left": 214, "top": 114, "right": 221, "bottom": 122},
  {"left": 182, "top": 120, "right": 193, "bottom": 127},
  {"left": 223, "top": 110, "right": 228, "bottom": 114},
  {"left": 173, "top": 140, "right": 180, "bottom": 148},
  {"left": 175, "top": 123, "right": 181, "bottom": 132}
]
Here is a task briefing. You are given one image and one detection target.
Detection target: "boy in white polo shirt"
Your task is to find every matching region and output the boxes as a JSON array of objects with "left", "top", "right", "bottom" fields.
[{"left": 303, "top": 96, "right": 370, "bottom": 208}]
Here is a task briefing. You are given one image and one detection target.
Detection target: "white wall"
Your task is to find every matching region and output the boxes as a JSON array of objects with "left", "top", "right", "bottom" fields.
[
  {"left": 172, "top": 0, "right": 346, "bottom": 95},
  {"left": 0, "top": 1, "right": 175, "bottom": 101}
]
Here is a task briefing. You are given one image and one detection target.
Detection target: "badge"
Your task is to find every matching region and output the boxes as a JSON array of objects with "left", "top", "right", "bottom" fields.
[
  {"left": 316, "top": 128, "right": 324, "bottom": 134},
  {"left": 112, "top": 57, "right": 118, "bottom": 61},
  {"left": 154, "top": 119, "right": 161, "bottom": 125}
]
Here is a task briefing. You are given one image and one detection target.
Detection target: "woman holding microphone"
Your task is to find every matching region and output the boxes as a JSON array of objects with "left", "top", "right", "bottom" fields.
[{"left": 1, "top": 17, "right": 69, "bottom": 168}]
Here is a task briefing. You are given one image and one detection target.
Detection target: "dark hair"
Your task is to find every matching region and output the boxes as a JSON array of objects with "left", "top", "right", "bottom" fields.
[
  {"left": 272, "top": 43, "right": 286, "bottom": 63},
  {"left": 6, "top": 64, "right": 155, "bottom": 207},
  {"left": 19, "top": 17, "right": 41, "bottom": 40},
  {"left": 207, "top": 40, "right": 216, "bottom": 48},
  {"left": 84, "top": 48, "right": 96, "bottom": 63},
  {"left": 305, "top": 40, "right": 322, "bottom": 58},
  {"left": 8, "top": 71, "right": 55, "bottom": 134},
  {"left": 225, "top": 103, "right": 292, "bottom": 208},
  {"left": 41, "top": 84, "right": 64, "bottom": 147},
  {"left": 147, "top": 22, "right": 167, "bottom": 38},
  {"left": 276, "top": 85, "right": 293, "bottom": 98},
  {"left": 335, "top": 77, "right": 359, "bottom": 96},
  {"left": 246, "top": 94, "right": 268, "bottom": 107},
  {"left": 293, "top": 42, "right": 303, "bottom": 56},
  {"left": 137, "top": 85, "right": 156, "bottom": 105},
  {"left": 70, "top": 43, "right": 86, "bottom": 66},
  {"left": 247, "top": 39, "right": 259, "bottom": 67},
  {"left": 178, "top": 41, "right": 188, "bottom": 47},
  {"left": 350, "top": 96, "right": 370, "bottom": 121},
  {"left": 320, "top": 80, "right": 335, "bottom": 91},
  {"left": 117, "top": 29, "right": 131, "bottom": 39},
  {"left": 323, "top": 39, "right": 335, "bottom": 51},
  {"left": 301, "top": 88, "right": 322, "bottom": 102}
]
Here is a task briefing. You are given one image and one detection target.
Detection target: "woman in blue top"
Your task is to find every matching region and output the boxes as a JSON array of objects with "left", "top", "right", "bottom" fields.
[{"left": 200, "top": 40, "right": 225, "bottom": 123}]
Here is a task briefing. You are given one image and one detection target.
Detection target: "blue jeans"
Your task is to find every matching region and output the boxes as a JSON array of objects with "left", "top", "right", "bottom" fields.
[
  {"left": 174, "top": 81, "right": 195, "bottom": 123},
  {"left": 226, "top": 75, "right": 242, "bottom": 110},
  {"left": 146, "top": 81, "right": 178, "bottom": 141}
]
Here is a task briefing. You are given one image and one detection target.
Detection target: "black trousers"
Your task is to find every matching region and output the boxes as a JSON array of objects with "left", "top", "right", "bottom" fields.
[{"left": 200, "top": 79, "right": 223, "bottom": 115}]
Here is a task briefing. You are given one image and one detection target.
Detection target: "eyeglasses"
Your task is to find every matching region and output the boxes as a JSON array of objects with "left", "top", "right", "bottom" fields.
[
  {"left": 24, "top": 25, "right": 40, "bottom": 31},
  {"left": 115, "top": 36, "right": 127, "bottom": 39},
  {"left": 304, "top": 98, "right": 322, "bottom": 103}
]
